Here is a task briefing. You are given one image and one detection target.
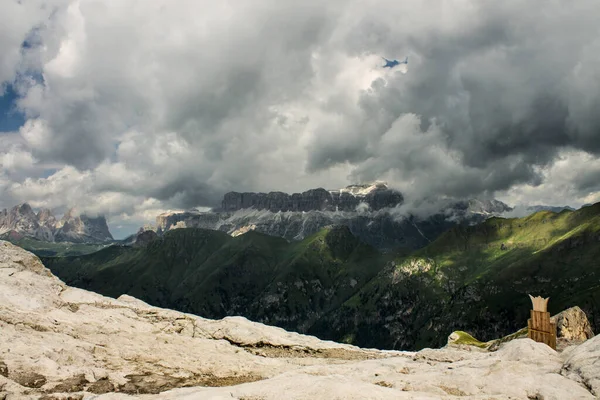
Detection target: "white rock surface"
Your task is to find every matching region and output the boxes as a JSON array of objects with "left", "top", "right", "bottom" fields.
[{"left": 0, "top": 240, "right": 598, "bottom": 399}]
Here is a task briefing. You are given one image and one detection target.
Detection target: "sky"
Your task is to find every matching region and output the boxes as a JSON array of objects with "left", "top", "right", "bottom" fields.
[{"left": 1, "top": 0, "right": 600, "bottom": 238}]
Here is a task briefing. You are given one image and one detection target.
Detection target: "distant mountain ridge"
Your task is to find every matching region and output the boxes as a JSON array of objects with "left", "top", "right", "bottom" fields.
[
  {"left": 526, "top": 205, "right": 576, "bottom": 213},
  {"left": 0, "top": 203, "right": 113, "bottom": 243},
  {"left": 154, "top": 183, "right": 513, "bottom": 251},
  {"left": 220, "top": 182, "right": 404, "bottom": 212}
]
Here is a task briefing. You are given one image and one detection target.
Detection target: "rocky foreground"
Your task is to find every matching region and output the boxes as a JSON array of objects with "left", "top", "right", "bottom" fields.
[{"left": 1, "top": 241, "right": 598, "bottom": 399}]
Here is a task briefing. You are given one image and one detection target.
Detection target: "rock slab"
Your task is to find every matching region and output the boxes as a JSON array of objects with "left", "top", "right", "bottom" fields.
[{"left": 0, "top": 240, "right": 598, "bottom": 400}]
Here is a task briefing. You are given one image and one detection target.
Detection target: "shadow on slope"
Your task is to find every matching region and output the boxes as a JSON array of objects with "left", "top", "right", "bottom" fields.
[{"left": 43, "top": 226, "right": 386, "bottom": 335}]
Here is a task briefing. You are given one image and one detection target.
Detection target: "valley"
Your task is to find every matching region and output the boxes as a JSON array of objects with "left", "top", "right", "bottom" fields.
[{"left": 43, "top": 203, "right": 600, "bottom": 351}]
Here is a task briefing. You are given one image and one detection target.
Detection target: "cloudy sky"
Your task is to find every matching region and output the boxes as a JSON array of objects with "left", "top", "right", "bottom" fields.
[{"left": 1, "top": 0, "right": 600, "bottom": 238}]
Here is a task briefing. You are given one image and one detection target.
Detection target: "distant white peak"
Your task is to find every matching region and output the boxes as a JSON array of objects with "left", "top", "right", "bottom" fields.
[
  {"left": 158, "top": 209, "right": 186, "bottom": 217},
  {"left": 335, "top": 181, "right": 388, "bottom": 196},
  {"left": 161, "top": 208, "right": 205, "bottom": 216}
]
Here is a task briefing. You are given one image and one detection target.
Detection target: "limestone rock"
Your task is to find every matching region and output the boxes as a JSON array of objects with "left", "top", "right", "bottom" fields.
[
  {"left": 561, "top": 335, "right": 600, "bottom": 396},
  {"left": 12, "top": 371, "right": 46, "bottom": 388},
  {"left": 48, "top": 374, "right": 89, "bottom": 393},
  {"left": 0, "top": 240, "right": 55, "bottom": 277},
  {"left": 1, "top": 241, "right": 598, "bottom": 400},
  {"left": 553, "top": 306, "right": 595, "bottom": 341},
  {"left": 87, "top": 377, "right": 115, "bottom": 394}
]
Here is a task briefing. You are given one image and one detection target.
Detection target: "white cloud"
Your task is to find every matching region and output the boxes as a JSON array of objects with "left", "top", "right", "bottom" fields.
[
  {"left": 0, "top": 0, "right": 599, "bottom": 235},
  {"left": 496, "top": 150, "right": 600, "bottom": 207},
  {"left": 0, "top": 0, "right": 67, "bottom": 86}
]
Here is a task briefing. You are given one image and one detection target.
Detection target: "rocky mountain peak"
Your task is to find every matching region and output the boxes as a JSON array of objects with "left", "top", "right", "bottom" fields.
[
  {"left": 55, "top": 212, "right": 113, "bottom": 243},
  {"left": 0, "top": 203, "right": 41, "bottom": 239},
  {"left": 15, "top": 203, "right": 36, "bottom": 216},
  {"left": 0, "top": 204, "right": 113, "bottom": 243},
  {"left": 37, "top": 209, "right": 56, "bottom": 225},
  {"left": 59, "top": 207, "right": 78, "bottom": 222}
]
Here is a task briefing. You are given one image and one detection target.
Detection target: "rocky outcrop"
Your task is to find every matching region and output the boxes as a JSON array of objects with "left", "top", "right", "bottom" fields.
[
  {"left": 561, "top": 331, "right": 600, "bottom": 396},
  {"left": 553, "top": 306, "right": 595, "bottom": 342},
  {"left": 133, "top": 229, "right": 159, "bottom": 247},
  {"left": 447, "top": 305, "right": 596, "bottom": 352},
  {"left": 1, "top": 240, "right": 598, "bottom": 399},
  {"left": 0, "top": 204, "right": 113, "bottom": 243}
]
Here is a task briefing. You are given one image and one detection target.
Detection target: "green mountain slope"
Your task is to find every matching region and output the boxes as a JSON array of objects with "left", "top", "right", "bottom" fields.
[
  {"left": 43, "top": 225, "right": 386, "bottom": 334},
  {"left": 311, "top": 204, "right": 600, "bottom": 350},
  {"left": 41, "top": 204, "right": 600, "bottom": 350},
  {"left": 2, "top": 236, "right": 110, "bottom": 257}
]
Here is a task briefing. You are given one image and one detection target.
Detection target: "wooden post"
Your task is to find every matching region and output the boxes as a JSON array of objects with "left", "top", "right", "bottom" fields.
[{"left": 527, "top": 294, "right": 557, "bottom": 350}]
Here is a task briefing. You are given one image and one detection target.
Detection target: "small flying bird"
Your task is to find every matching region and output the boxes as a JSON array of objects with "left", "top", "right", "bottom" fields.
[{"left": 382, "top": 56, "right": 408, "bottom": 69}]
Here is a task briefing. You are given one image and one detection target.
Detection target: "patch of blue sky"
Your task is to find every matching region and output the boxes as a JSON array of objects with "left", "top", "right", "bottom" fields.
[{"left": 0, "top": 83, "right": 25, "bottom": 132}]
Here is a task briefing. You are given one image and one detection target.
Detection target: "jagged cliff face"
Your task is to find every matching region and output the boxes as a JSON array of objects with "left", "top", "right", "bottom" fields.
[
  {"left": 54, "top": 208, "right": 113, "bottom": 243},
  {"left": 221, "top": 182, "right": 404, "bottom": 212},
  {"left": 0, "top": 204, "right": 113, "bottom": 243},
  {"left": 156, "top": 183, "right": 511, "bottom": 250},
  {"left": 0, "top": 204, "right": 40, "bottom": 240}
]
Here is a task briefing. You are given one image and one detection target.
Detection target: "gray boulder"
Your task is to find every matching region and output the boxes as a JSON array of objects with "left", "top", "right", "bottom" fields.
[{"left": 553, "top": 306, "right": 595, "bottom": 341}]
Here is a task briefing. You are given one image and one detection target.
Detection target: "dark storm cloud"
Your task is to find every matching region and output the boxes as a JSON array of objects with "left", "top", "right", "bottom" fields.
[
  {"left": 149, "top": 179, "right": 223, "bottom": 210},
  {"left": 2, "top": 0, "right": 600, "bottom": 225},
  {"left": 573, "top": 167, "right": 600, "bottom": 193},
  {"left": 306, "top": 0, "right": 600, "bottom": 199}
]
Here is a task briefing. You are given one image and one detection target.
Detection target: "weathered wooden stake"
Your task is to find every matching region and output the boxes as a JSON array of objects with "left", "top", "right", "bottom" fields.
[{"left": 527, "top": 294, "right": 557, "bottom": 350}]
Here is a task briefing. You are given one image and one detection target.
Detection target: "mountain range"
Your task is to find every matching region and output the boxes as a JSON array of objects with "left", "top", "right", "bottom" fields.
[
  {"left": 153, "top": 182, "right": 513, "bottom": 251},
  {"left": 0, "top": 203, "right": 113, "bottom": 244},
  {"left": 2, "top": 183, "right": 576, "bottom": 255},
  {"left": 44, "top": 202, "right": 600, "bottom": 351}
]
